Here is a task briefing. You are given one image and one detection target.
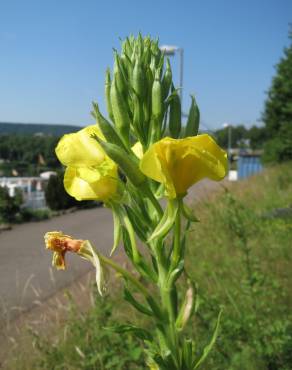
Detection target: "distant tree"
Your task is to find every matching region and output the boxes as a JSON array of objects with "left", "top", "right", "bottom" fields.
[
  {"left": 248, "top": 125, "right": 268, "bottom": 149},
  {"left": 0, "top": 187, "right": 22, "bottom": 223},
  {"left": 262, "top": 30, "right": 292, "bottom": 162},
  {"left": 214, "top": 125, "right": 247, "bottom": 148}
]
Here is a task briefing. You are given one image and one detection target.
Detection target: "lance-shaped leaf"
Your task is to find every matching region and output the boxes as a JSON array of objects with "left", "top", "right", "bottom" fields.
[
  {"left": 105, "top": 324, "right": 153, "bottom": 341},
  {"left": 192, "top": 310, "right": 223, "bottom": 369},
  {"left": 148, "top": 199, "right": 178, "bottom": 242},
  {"left": 182, "top": 339, "right": 194, "bottom": 370},
  {"left": 125, "top": 205, "right": 148, "bottom": 242},
  {"left": 182, "top": 202, "right": 200, "bottom": 223},
  {"left": 124, "top": 287, "right": 153, "bottom": 316},
  {"left": 110, "top": 206, "right": 122, "bottom": 256}
]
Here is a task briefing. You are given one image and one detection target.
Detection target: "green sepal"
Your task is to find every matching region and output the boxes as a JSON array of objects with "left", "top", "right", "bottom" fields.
[
  {"left": 192, "top": 310, "right": 223, "bottom": 369},
  {"left": 148, "top": 199, "right": 178, "bottom": 242},
  {"left": 124, "top": 287, "right": 153, "bottom": 316},
  {"left": 105, "top": 324, "right": 153, "bottom": 341},
  {"left": 185, "top": 95, "right": 200, "bottom": 137}
]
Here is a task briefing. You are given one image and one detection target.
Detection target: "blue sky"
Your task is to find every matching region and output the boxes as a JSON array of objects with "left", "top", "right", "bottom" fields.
[{"left": 0, "top": 0, "right": 291, "bottom": 130}]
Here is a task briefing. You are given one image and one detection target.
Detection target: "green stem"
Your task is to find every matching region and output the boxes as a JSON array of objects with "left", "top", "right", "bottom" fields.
[
  {"left": 170, "top": 199, "right": 182, "bottom": 271},
  {"left": 99, "top": 253, "right": 149, "bottom": 297},
  {"left": 123, "top": 213, "right": 140, "bottom": 263}
]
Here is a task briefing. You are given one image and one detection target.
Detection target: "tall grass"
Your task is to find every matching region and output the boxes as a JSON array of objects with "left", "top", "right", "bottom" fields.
[{"left": 186, "top": 163, "right": 292, "bottom": 369}]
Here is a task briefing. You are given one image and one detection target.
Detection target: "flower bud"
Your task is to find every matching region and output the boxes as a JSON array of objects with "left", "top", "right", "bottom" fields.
[
  {"left": 110, "top": 77, "right": 130, "bottom": 145},
  {"left": 185, "top": 95, "right": 200, "bottom": 137},
  {"left": 168, "top": 86, "right": 182, "bottom": 138},
  {"left": 105, "top": 68, "right": 115, "bottom": 123},
  {"left": 96, "top": 139, "right": 146, "bottom": 187}
]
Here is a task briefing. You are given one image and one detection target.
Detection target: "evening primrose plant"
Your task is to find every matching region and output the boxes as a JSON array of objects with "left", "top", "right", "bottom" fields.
[{"left": 45, "top": 34, "right": 227, "bottom": 369}]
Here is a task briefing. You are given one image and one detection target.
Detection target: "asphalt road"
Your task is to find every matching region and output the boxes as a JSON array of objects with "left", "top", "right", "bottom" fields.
[
  {"left": 0, "top": 206, "right": 113, "bottom": 323},
  {"left": 0, "top": 179, "right": 224, "bottom": 324}
]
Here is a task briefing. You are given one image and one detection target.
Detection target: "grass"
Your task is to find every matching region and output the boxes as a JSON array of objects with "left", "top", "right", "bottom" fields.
[{"left": 3, "top": 163, "right": 292, "bottom": 369}]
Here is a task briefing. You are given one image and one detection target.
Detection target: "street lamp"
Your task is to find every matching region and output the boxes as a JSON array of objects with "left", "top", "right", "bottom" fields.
[
  {"left": 223, "top": 122, "right": 232, "bottom": 173},
  {"left": 160, "top": 45, "right": 184, "bottom": 108}
]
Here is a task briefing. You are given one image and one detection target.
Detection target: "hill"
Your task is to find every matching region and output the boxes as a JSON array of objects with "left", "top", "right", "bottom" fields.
[{"left": 0, "top": 122, "right": 82, "bottom": 136}]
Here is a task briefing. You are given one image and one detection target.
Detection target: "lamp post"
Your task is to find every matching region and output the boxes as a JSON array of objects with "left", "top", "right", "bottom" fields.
[
  {"left": 223, "top": 122, "right": 232, "bottom": 174},
  {"left": 160, "top": 45, "right": 184, "bottom": 108}
]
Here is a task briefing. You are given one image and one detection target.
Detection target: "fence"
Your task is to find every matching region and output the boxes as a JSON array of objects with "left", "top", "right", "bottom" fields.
[{"left": 237, "top": 155, "right": 263, "bottom": 179}]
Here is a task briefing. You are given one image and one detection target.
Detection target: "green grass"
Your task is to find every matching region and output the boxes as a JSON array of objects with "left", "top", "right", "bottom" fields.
[
  {"left": 186, "top": 162, "right": 292, "bottom": 369},
  {"left": 4, "top": 163, "right": 292, "bottom": 370}
]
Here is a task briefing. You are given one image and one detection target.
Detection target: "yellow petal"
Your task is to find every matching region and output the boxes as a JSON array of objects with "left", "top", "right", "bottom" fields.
[
  {"left": 52, "top": 251, "right": 66, "bottom": 270},
  {"left": 55, "top": 125, "right": 105, "bottom": 167},
  {"left": 131, "top": 141, "right": 144, "bottom": 159},
  {"left": 64, "top": 166, "right": 118, "bottom": 201},
  {"left": 140, "top": 134, "right": 227, "bottom": 198}
]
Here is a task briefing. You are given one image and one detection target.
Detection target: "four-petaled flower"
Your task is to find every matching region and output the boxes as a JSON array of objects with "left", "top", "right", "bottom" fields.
[
  {"left": 55, "top": 125, "right": 118, "bottom": 201},
  {"left": 140, "top": 134, "right": 227, "bottom": 199}
]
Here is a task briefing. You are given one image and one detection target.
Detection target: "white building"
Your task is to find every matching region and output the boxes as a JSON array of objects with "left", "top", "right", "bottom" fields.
[{"left": 0, "top": 177, "right": 47, "bottom": 209}]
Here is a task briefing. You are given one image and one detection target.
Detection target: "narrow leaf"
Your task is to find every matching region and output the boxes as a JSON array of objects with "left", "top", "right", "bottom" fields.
[{"left": 193, "top": 310, "right": 223, "bottom": 369}]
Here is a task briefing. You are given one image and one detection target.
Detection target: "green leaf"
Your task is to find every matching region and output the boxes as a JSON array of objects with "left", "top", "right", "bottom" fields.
[
  {"left": 148, "top": 199, "right": 178, "bottom": 242},
  {"left": 105, "top": 324, "right": 153, "bottom": 341},
  {"left": 124, "top": 287, "right": 153, "bottom": 316},
  {"left": 193, "top": 310, "right": 223, "bottom": 369},
  {"left": 182, "top": 202, "right": 199, "bottom": 222},
  {"left": 110, "top": 207, "right": 122, "bottom": 256}
]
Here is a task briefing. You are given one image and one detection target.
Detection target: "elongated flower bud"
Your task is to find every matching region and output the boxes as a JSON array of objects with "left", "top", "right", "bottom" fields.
[
  {"left": 113, "top": 52, "right": 127, "bottom": 95},
  {"left": 133, "top": 58, "right": 145, "bottom": 100},
  {"left": 105, "top": 68, "right": 115, "bottom": 123},
  {"left": 185, "top": 95, "right": 200, "bottom": 137},
  {"left": 152, "top": 69, "right": 162, "bottom": 119},
  {"left": 133, "top": 93, "right": 146, "bottom": 144},
  {"left": 91, "top": 102, "right": 128, "bottom": 151},
  {"left": 169, "top": 87, "right": 181, "bottom": 138},
  {"left": 96, "top": 139, "right": 146, "bottom": 187},
  {"left": 110, "top": 77, "right": 130, "bottom": 145},
  {"left": 162, "top": 58, "right": 172, "bottom": 100}
]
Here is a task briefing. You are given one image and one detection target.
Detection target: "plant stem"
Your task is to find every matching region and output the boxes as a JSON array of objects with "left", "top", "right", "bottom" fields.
[
  {"left": 170, "top": 199, "right": 182, "bottom": 271},
  {"left": 99, "top": 253, "right": 148, "bottom": 297}
]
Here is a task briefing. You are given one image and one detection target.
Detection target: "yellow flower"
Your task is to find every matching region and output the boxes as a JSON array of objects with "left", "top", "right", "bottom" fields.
[
  {"left": 55, "top": 125, "right": 118, "bottom": 201},
  {"left": 140, "top": 134, "right": 227, "bottom": 199},
  {"left": 56, "top": 125, "right": 105, "bottom": 167}
]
